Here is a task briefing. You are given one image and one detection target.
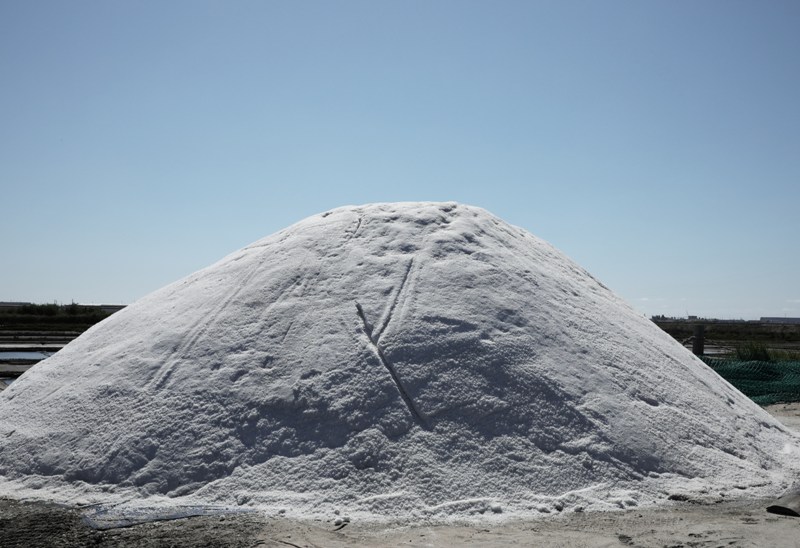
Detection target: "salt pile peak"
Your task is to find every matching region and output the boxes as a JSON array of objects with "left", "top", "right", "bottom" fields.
[{"left": 0, "top": 202, "right": 797, "bottom": 519}]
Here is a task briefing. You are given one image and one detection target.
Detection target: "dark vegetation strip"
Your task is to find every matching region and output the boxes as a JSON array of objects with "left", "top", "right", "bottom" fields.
[
  {"left": 653, "top": 318, "right": 800, "bottom": 344},
  {"left": 0, "top": 303, "right": 113, "bottom": 332}
]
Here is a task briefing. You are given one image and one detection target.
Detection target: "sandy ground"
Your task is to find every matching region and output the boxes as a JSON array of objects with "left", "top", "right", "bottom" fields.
[
  {"left": 2, "top": 403, "right": 799, "bottom": 548},
  {"left": 2, "top": 496, "right": 798, "bottom": 548}
]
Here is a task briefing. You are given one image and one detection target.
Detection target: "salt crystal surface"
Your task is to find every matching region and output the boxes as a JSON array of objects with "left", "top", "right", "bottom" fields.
[{"left": 0, "top": 202, "right": 797, "bottom": 520}]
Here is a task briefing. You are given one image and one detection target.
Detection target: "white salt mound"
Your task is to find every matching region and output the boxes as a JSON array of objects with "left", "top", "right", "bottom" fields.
[{"left": 1, "top": 202, "right": 798, "bottom": 520}]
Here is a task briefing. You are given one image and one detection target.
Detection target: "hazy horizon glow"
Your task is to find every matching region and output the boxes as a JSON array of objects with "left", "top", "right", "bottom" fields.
[{"left": 2, "top": 1, "right": 799, "bottom": 320}]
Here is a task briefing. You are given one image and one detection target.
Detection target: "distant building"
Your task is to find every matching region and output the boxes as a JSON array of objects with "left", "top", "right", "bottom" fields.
[{"left": 761, "top": 317, "right": 800, "bottom": 325}]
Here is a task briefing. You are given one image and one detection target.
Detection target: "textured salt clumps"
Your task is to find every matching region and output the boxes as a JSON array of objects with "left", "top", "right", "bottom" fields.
[{"left": 0, "top": 202, "right": 798, "bottom": 520}]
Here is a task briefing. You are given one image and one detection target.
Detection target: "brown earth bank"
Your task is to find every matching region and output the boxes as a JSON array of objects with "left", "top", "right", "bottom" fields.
[{"left": 2, "top": 402, "right": 799, "bottom": 548}]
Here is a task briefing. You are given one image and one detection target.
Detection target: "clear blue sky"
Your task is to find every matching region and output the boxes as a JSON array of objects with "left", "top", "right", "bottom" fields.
[{"left": 2, "top": 1, "right": 798, "bottom": 320}]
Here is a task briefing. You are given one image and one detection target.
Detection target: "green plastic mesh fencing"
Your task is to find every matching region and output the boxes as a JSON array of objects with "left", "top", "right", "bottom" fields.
[{"left": 701, "top": 357, "right": 800, "bottom": 406}]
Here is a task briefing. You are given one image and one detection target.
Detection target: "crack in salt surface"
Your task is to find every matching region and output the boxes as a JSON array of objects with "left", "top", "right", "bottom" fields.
[
  {"left": 374, "top": 257, "right": 414, "bottom": 341},
  {"left": 355, "top": 302, "right": 426, "bottom": 427},
  {"left": 348, "top": 215, "right": 363, "bottom": 241},
  {"left": 149, "top": 260, "right": 265, "bottom": 390}
]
